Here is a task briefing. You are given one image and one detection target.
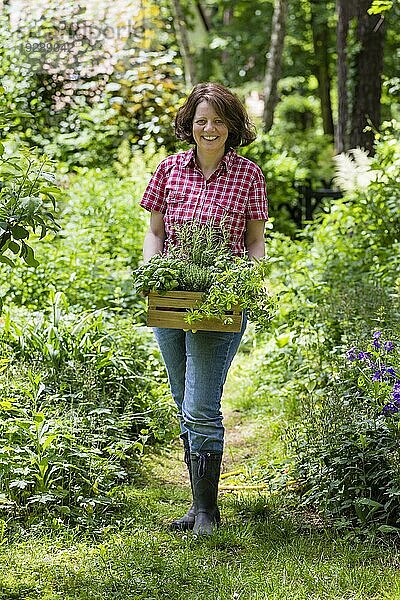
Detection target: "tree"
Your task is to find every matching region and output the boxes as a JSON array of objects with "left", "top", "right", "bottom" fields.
[
  {"left": 309, "top": 0, "right": 334, "bottom": 137},
  {"left": 349, "top": 0, "right": 386, "bottom": 153},
  {"left": 171, "top": 0, "right": 197, "bottom": 87},
  {"left": 263, "top": 0, "right": 288, "bottom": 132},
  {"left": 336, "top": 0, "right": 386, "bottom": 154}
]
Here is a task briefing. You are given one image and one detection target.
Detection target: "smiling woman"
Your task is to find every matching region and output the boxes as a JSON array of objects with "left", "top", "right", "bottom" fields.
[{"left": 138, "top": 81, "right": 268, "bottom": 536}]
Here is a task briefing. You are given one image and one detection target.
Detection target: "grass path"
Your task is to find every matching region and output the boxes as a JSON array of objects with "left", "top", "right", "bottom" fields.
[{"left": 2, "top": 349, "right": 400, "bottom": 599}]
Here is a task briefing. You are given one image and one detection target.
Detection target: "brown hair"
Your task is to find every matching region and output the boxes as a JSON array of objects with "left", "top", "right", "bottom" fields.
[{"left": 175, "top": 82, "right": 257, "bottom": 149}]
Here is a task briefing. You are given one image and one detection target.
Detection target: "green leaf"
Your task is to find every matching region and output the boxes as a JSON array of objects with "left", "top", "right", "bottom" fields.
[
  {"left": 368, "top": 0, "right": 393, "bottom": 14},
  {"left": 21, "top": 243, "right": 39, "bottom": 267},
  {"left": 377, "top": 524, "right": 400, "bottom": 534},
  {"left": 10, "top": 225, "right": 29, "bottom": 240},
  {"left": 8, "top": 241, "right": 19, "bottom": 254},
  {"left": 0, "top": 255, "right": 15, "bottom": 267},
  {"left": 276, "top": 332, "right": 291, "bottom": 347}
]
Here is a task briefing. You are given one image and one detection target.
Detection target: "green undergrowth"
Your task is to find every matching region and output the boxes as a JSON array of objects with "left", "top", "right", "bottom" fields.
[
  {"left": 1, "top": 450, "right": 400, "bottom": 599},
  {"left": 2, "top": 344, "right": 400, "bottom": 600}
]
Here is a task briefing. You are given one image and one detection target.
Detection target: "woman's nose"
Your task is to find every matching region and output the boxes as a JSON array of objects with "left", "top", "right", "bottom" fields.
[{"left": 204, "top": 121, "right": 215, "bottom": 131}]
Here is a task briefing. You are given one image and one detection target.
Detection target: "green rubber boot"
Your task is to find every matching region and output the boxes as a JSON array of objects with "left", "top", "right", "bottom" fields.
[
  {"left": 191, "top": 452, "right": 222, "bottom": 536},
  {"left": 170, "top": 442, "right": 196, "bottom": 531}
]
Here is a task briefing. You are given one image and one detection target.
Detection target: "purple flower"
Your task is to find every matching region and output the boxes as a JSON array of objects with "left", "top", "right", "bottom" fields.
[
  {"left": 383, "top": 402, "right": 400, "bottom": 415},
  {"left": 393, "top": 382, "right": 400, "bottom": 402},
  {"left": 373, "top": 367, "right": 398, "bottom": 382},
  {"left": 357, "top": 351, "right": 372, "bottom": 361},
  {"left": 373, "top": 331, "right": 382, "bottom": 349},
  {"left": 384, "top": 341, "right": 394, "bottom": 352},
  {"left": 386, "top": 367, "right": 397, "bottom": 378},
  {"left": 347, "top": 348, "right": 357, "bottom": 362}
]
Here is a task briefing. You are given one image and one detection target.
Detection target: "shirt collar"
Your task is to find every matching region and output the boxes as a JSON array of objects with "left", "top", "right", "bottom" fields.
[{"left": 181, "top": 147, "right": 236, "bottom": 173}]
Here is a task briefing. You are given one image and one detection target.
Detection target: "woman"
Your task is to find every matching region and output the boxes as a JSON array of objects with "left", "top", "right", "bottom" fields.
[{"left": 140, "top": 82, "right": 268, "bottom": 535}]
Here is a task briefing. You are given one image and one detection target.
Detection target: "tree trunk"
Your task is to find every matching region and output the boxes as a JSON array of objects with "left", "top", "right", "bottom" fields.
[
  {"left": 172, "top": 0, "right": 197, "bottom": 88},
  {"left": 349, "top": 0, "right": 386, "bottom": 153},
  {"left": 262, "top": 0, "right": 288, "bottom": 132},
  {"left": 336, "top": 0, "right": 353, "bottom": 153},
  {"left": 221, "top": 5, "right": 233, "bottom": 67},
  {"left": 309, "top": 0, "right": 334, "bottom": 137}
]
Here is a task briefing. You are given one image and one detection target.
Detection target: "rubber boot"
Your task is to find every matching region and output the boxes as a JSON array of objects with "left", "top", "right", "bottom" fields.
[
  {"left": 191, "top": 452, "right": 222, "bottom": 536},
  {"left": 169, "top": 441, "right": 196, "bottom": 531}
]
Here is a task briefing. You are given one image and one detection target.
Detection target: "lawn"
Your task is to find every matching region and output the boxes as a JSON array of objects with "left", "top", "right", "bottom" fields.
[{"left": 1, "top": 348, "right": 400, "bottom": 600}]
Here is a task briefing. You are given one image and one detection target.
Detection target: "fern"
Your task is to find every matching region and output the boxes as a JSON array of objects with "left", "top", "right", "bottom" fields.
[{"left": 333, "top": 147, "right": 380, "bottom": 192}]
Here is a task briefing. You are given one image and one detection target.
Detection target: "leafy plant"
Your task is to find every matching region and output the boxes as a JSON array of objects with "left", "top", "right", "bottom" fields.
[
  {"left": 0, "top": 293, "right": 175, "bottom": 525},
  {"left": 0, "top": 144, "right": 60, "bottom": 267},
  {"left": 1, "top": 165, "right": 150, "bottom": 311},
  {"left": 133, "top": 221, "right": 276, "bottom": 330}
]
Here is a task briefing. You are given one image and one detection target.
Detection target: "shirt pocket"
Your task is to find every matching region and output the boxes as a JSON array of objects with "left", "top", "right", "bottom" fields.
[
  {"left": 212, "top": 200, "right": 246, "bottom": 238},
  {"left": 165, "top": 193, "right": 195, "bottom": 224}
]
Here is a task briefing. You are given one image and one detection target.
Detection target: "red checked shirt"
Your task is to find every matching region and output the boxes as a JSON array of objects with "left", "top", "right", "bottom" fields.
[{"left": 140, "top": 147, "right": 268, "bottom": 256}]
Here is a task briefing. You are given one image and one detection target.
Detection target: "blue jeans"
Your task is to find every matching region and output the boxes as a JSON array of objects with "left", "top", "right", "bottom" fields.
[{"left": 153, "top": 315, "right": 247, "bottom": 454}]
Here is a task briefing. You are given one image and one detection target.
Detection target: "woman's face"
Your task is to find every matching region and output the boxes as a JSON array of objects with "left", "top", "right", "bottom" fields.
[{"left": 192, "top": 100, "right": 229, "bottom": 156}]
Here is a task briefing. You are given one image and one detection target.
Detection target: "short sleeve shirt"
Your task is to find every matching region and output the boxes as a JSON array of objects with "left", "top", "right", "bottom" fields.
[{"left": 140, "top": 147, "right": 268, "bottom": 256}]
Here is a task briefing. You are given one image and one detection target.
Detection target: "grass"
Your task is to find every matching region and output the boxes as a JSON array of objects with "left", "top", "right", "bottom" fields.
[{"left": 2, "top": 334, "right": 400, "bottom": 599}]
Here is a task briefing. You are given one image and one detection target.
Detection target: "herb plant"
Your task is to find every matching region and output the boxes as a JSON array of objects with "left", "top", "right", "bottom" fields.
[{"left": 133, "top": 221, "right": 275, "bottom": 330}]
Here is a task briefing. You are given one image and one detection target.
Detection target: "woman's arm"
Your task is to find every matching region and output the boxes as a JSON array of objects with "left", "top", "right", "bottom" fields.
[
  {"left": 245, "top": 220, "right": 266, "bottom": 259},
  {"left": 143, "top": 211, "right": 166, "bottom": 263}
]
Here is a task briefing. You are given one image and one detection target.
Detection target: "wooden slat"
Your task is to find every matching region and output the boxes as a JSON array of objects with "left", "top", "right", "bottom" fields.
[
  {"left": 147, "top": 310, "right": 243, "bottom": 332},
  {"left": 149, "top": 296, "right": 201, "bottom": 309},
  {"left": 147, "top": 291, "right": 243, "bottom": 332}
]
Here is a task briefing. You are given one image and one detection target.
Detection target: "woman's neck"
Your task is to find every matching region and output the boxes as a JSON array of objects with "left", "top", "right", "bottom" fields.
[{"left": 195, "top": 148, "right": 225, "bottom": 176}]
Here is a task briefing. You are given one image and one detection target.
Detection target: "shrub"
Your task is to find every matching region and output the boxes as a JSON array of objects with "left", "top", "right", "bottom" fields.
[
  {"left": 0, "top": 164, "right": 151, "bottom": 311},
  {"left": 240, "top": 130, "right": 334, "bottom": 237},
  {"left": 0, "top": 139, "right": 61, "bottom": 311},
  {"left": 252, "top": 126, "right": 400, "bottom": 531},
  {"left": 0, "top": 293, "right": 175, "bottom": 525},
  {"left": 291, "top": 329, "right": 400, "bottom": 530}
]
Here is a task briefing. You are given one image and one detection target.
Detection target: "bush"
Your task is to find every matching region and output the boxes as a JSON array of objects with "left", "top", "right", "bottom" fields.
[
  {"left": 0, "top": 2, "right": 184, "bottom": 168},
  {"left": 0, "top": 138, "right": 61, "bottom": 311},
  {"left": 251, "top": 126, "right": 400, "bottom": 530},
  {"left": 0, "top": 293, "right": 175, "bottom": 525},
  {"left": 292, "top": 329, "right": 400, "bottom": 530},
  {"left": 0, "top": 161, "right": 153, "bottom": 311},
  {"left": 240, "top": 130, "right": 334, "bottom": 237}
]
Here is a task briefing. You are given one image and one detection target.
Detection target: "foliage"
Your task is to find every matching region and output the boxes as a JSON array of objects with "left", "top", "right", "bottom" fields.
[
  {"left": 0, "top": 164, "right": 151, "bottom": 311},
  {"left": 0, "top": 145, "right": 60, "bottom": 268},
  {"left": 368, "top": 1, "right": 393, "bottom": 15},
  {"left": 0, "top": 292, "right": 174, "bottom": 525},
  {"left": 185, "top": 257, "right": 275, "bottom": 332},
  {"left": 292, "top": 329, "right": 400, "bottom": 530},
  {"left": 347, "top": 331, "right": 400, "bottom": 415},
  {"left": 0, "top": 135, "right": 61, "bottom": 312},
  {"left": 240, "top": 128, "right": 334, "bottom": 236},
  {"left": 133, "top": 221, "right": 276, "bottom": 330},
  {"left": 332, "top": 147, "right": 380, "bottom": 192},
  {"left": 0, "top": 1, "right": 184, "bottom": 168},
  {"left": 242, "top": 126, "right": 400, "bottom": 530}
]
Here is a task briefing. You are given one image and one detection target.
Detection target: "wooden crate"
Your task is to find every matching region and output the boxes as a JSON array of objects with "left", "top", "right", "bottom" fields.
[{"left": 147, "top": 290, "right": 243, "bottom": 332}]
